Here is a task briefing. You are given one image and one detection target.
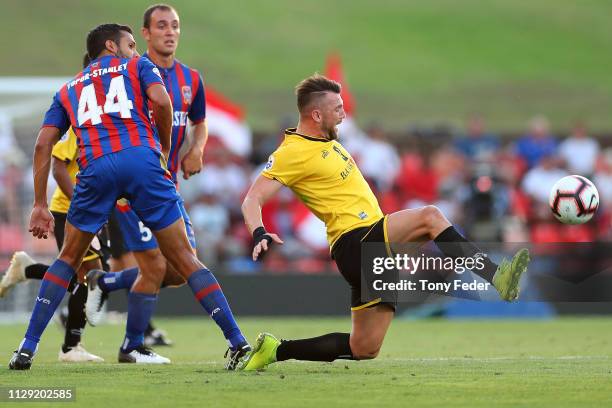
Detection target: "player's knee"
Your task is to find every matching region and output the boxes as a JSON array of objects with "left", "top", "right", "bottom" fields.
[
  {"left": 350, "top": 337, "right": 382, "bottom": 360},
  {"left": 161, "top": 246, "right": 200, "bottom": 276},
  {"left": 351, "top": 346, "right": 381, "bottom": 360},
  {"left": 421, "top": 205, "right": 446, "bottom": 231}
]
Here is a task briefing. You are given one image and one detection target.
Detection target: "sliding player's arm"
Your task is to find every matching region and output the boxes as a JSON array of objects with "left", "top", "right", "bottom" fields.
[
  {"left": 30, "top": 126, "right": 62, "bottom": 238},
  {"left": 241, "top": 174, "right": 285, "bottom": 261}
]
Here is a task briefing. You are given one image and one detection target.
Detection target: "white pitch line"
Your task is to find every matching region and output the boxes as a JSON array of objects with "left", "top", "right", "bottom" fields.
[{"left": 387, "top": 356, "right": 609, "bottom": 362}]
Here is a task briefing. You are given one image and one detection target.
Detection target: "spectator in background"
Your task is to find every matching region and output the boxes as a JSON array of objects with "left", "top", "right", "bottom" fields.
[
  {"left": 195, "top": 144, "right": 248, "bottom": 215},
  {"left": 189, "top": 192, "right": 231, "bottom": 266},
  {"left": 558, "top": 122, "right": 600, "bottom": 177},
  {"left": 521, "top": 153, "right": 568, "bottom": 208},
  {"left": 516, "top": 116, "right": 558, "bottom": 169},
  {"left": 453, "top": 115, "right": 500, "bottom": 162},
  {"left": 593, "top": 148, "right": 612, "bottom": 240},
  {"left": 356, "top": 123, "right": 400, "bottom": 192},
  {"left": 0, "top": 112, "right": 27, "bottom": 224},
  {"left": 396, "top": 149, "right": 438, "bottom": 206}
]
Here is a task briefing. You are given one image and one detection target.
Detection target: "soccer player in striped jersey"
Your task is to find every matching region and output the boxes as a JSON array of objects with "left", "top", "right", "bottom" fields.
[
  {"left": 1, "top": 54, "right": 105, "bottom": 363},
  {"left": 85, "top": 3, "right": 207, "bottom": 361},
  {"left": 9, "top": 23, "right": 248, "bottom": 370},
  {"left": 84, "top": 5, "right": 250, "bottom": 368}
]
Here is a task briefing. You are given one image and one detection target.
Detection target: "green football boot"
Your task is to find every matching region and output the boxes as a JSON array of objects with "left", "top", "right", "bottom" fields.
[
  {"left": 238, "top": 332, "right": 280, "bottom": 371},
  {"left": 492, "top": 248, "right": 530, "bottom": 301}
]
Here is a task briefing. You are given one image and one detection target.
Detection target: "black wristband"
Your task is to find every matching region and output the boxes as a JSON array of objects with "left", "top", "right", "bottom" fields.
[
  {"left": 253, "top": 226, "right": 273, "bottom": 247},
  {"left": 253, "top": 226, "right": 267, "bottom": 240}
]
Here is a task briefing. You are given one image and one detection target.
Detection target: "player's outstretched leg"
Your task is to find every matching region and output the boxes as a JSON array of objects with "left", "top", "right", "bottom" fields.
[{"left": 386, "top": 206, "right": 531, "bottom": 301}]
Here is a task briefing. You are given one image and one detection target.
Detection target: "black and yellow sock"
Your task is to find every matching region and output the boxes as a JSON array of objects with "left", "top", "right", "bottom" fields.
[
  {"left": 276, "top": 333, "right": 353, "bottom": 362},
  {"left": 24, "top": 263, "right": 48, "bottom": 280},
  {"left": 434, "top": 226, "right": 498, "bottom": 283}
]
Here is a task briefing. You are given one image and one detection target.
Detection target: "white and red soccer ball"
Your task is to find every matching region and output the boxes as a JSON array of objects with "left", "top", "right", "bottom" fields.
[{"left": 549, "top": 175, "right": 599, "bottom": 224}]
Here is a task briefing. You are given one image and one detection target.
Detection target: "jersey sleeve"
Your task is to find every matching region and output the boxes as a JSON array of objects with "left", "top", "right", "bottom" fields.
[
  {"left": 261, "top": 144, "right": 305, "bottom": 187},
  {"left": 137, "top": 56, "right": 165, "bottom": 90},
  {"left": 188, "top": 72, "right": 206, "bottom": 124},
  {"left": 52, "top": 128, "right": 78, "bottom": 162},
  {"left": 42, "top": 92, "right": 70, "bottom": 134}
]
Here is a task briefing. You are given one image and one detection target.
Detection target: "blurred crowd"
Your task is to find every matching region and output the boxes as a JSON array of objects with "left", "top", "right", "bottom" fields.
[{"left": 1, "top": 115, "right": 611, "bottom": 274}]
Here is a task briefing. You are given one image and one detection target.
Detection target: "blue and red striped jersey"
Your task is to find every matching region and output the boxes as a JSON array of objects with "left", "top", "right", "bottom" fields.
[
  {"left": 42, "top": 55, "right": 165, "bottom": 168},
  {"left": 144, "top": 53, "right": 206, "bottom": 183}
]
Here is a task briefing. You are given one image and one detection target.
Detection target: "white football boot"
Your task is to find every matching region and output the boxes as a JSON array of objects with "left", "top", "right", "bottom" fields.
[
  {"left": 84, "top": 269, "right": 108, "bottom": 326},
  {"left": 0, "top": 251, "right": 35, "bottom": 297},
  {"left": 58, "top": 343, "right": 104, "bottom": 363},
  {"left": 118, "top": 346, "right": 171, "bottom": 364}
]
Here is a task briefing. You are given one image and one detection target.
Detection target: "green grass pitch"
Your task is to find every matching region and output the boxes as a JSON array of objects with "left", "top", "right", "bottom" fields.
[{"left": 0, "top": 317, "right": 611, "bottom": 407}]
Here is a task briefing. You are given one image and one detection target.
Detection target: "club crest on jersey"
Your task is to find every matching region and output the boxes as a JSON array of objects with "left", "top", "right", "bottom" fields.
[
  {"left": 264, "top": 155, "right": 274, "bottom": 170},
  {"left": 182, "top": 86, "right": 192, "bottom": 104}
]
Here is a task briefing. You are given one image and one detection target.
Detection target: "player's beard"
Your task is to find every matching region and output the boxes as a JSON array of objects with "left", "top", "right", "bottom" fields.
[
  {"left": 324, "top": 124, "right": 339, "bottom": 140},
  {"left": 114, "top": 50, "right": 132, "bottom": 59}
]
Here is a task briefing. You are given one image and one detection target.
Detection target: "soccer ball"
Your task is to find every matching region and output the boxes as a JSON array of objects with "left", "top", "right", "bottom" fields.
[{"left": 549, "top": 175, "right": 599, "bottom": 224}]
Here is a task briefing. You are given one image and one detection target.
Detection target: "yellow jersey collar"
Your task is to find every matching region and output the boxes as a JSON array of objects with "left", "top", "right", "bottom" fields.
[{"left": 285, "top": 128, "right": 330, "bottom": 143}]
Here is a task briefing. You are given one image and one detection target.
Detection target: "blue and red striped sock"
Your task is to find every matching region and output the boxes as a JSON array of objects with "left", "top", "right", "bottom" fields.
[
  {"left": 188, "top": 268, "right": 246, "bottom": 349},
  {"left": 120, "top": 292, "right": 157, "bottom": 352},
  {"left": 98, "top": 267, "right": 139, "bottom": 292},
  {"left": 21, "top": 259, "right": 75, "bottom": 352}
]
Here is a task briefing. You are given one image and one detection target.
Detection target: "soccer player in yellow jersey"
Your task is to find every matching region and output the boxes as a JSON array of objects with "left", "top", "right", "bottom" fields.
[
  {"left": 1, "top": 127, "right": 105, "bottom": 362},
  {"left": 239, "top": 74, "right": 530, "bottom": 369}
]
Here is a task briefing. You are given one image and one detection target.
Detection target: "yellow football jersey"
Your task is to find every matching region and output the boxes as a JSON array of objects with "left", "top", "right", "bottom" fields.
[
  {"left": 262, "top": 128, "right": 384, "bottom": 248},
  {"left": 49, "top": 128, "right": 79, "bottom": 214}
]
